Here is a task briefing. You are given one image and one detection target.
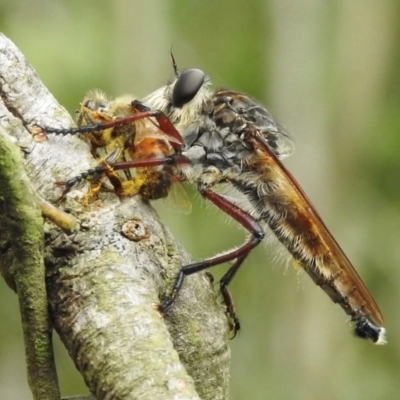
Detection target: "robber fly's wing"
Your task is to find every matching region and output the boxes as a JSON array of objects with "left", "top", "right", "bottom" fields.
[{"left": 251, "top": 132, "right": 384, "bottom": 326}]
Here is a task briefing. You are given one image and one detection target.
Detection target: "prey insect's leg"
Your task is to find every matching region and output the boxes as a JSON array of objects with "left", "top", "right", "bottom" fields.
[{"left": 159, "top": 189, "right": 265, "bottom": 335}]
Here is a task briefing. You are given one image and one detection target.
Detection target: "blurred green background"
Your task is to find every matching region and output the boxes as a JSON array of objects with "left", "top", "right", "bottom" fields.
[{"left": 1, "top": 1, "right": 399, "bottom": 399}]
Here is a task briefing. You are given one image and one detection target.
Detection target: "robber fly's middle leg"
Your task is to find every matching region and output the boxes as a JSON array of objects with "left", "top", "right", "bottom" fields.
[
  {"left": 56, "top": 155, "right": 182, "bottom": 200},
  {"left": 159, "top": 187, "right": 265, "bottom": 336}
]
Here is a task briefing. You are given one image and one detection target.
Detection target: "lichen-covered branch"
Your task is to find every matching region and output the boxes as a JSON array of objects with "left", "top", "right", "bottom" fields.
[
  {"left": 0, "top": 34, "right": 230, "bottom": 399},
  {"left": 0, "top": 128, "right": 61, "bottom": 400}
]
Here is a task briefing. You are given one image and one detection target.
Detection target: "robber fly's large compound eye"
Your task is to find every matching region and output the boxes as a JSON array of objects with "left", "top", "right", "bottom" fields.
[{"left": 172, "top": 69, "right": 205, "bottom": 108}]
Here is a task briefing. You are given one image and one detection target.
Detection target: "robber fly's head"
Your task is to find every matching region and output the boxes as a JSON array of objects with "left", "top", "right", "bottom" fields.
[{"left": 143, "top": 67, "right": 212, "bottom": 132}]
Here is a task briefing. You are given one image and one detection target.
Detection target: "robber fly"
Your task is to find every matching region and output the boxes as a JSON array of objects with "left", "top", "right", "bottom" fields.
[
  {"left": 144, "top": 61, "right": 386, "bottom": 344},
  {"left": 40, "top": 60, "right": 385, "bottom": 344}
]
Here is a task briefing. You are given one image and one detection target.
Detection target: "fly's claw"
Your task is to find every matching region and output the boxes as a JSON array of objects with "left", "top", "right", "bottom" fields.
[
  {"left": 55, "top": 178, "right": 80, "bottom": 199},
  {"left": 226, "top": 308, "right": 241, "bottom": 339},
  {"left": 158, "top": 273, "right": 184, "bottom": 315},
  {"left": 152, "top": 303, "right": 163, "bottom": 318},
  {"left": 31, "top": 125, "right": 47, "bottom": 142},
  {"left": 158, "top": 294, "right": 176, "bottom": 315}
]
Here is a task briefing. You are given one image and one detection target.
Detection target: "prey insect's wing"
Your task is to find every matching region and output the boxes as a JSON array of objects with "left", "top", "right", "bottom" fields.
[
  {"left": 157, "top": 180, "right": 192, "bottom": 215},
  {"left": 251, "top": 132, "right": 384, "bottom": 326}
]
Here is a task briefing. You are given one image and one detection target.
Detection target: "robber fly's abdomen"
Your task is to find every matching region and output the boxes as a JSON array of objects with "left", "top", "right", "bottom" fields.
[{"left": 234, "top": 151, "right": 385, "bottom": 343}]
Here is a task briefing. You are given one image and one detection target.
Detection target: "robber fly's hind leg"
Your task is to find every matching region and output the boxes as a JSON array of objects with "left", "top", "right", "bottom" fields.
[{"left": 159, "top": 188, "right": 265, "bottom": 337}]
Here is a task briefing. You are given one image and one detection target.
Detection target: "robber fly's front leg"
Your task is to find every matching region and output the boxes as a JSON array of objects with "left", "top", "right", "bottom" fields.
[{"left": 159, "top": 186, "right": 265, "bottom": 337}]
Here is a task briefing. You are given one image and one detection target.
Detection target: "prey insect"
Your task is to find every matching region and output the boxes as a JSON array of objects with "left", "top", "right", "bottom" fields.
[
  {"left": 42, "top": 90, "right": 189, "bottom": 208},
  {"left": 40, "top": 60, "right": 385, "bottom": 344}
]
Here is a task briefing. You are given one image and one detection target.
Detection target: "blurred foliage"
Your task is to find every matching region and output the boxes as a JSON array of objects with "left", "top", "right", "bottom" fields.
[{"left": 1, "top": 0, "right": 400, "bottom": 399}]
